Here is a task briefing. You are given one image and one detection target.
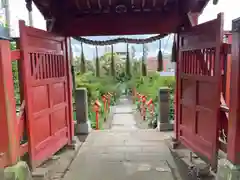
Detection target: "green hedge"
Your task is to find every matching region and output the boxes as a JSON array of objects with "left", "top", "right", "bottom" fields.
[
  {"left": 74, "top": 72, "right": 121, "bottom": 129},
  {"left": 128, "top": 72, "right": 175, "bottom": 126}
]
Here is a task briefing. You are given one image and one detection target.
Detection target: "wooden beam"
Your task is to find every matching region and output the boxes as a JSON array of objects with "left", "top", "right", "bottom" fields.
[
  {"left": 56, "top": 10, "right": 183, "bottom": 36},
  {"left": 187, "top": 12, "right": 199, "bottom": 26},
  {"left": 227, "top": 17, "right": 240, "bottom": 165},
  {"left": 191, "top": 0, "right": 210, "bottom": 13}
]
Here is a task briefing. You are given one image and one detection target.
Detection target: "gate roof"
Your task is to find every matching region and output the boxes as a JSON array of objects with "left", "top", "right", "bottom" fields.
[{"left": 33, "top": 0, "right": 210, "bottom": 36}]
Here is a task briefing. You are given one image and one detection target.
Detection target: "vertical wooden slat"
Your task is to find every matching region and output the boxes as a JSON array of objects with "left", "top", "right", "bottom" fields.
[
  {"left": 57, "top": 55, "right": 60, "bottom": 77},
  {"left": 43, "top": 53, "right": 46, "bottom": 79},
  {"left": 189, "top": 51, "right": 192, "bottom": 74},
  {"left": 203, "top": 49, "right": 207, "bottom": 75},
  {"left": 60, "top": 55, "right": 62, "bottom": 77},
  {"left": 184, "top": 51, "right": 187, "bottom": 73},
  {"left": 205, "top": 49, "right": 209, "bottom": 75},
  {"left": 47, "top": 54, "right": 50, "bottom": 78},
  {"left": 55, "top": 55, "right": 58, "bottom": 77},
  {"left": 194, "top": 50, "right": 197, "bottom": 74},
  {"left": 182, "top": 52, "right": 185, "bottom": 73},
  {"left": 49, "top": 53, "right": 52, "bottom": 78},
  {"left": 191, "top": 51, "right": 194, "bottom": 74},
  {"left": 44, "top": 54, "right": 47, "bottom": 79},
  {"left": 192, "top": 50, "right": 195, "bottom": 74},
  {"left": 40, "top": 54, "right": 44, "bottom": 79},
  {"left": 52, "top": 54, "right": 55, "bottom": 77},
  {"left": 188, "top": 51, "right": 191, "bottom": 73},
  {"left": 33, "top": 53, "right": 37, "bottom": 79},
  {"left": 58, "top": 55, "right": 61, "bottom": 77},
  {"left": 29, "top": 53, "right": 33, "bottom": 76},
  {"left": 209, "top": 48, "right": 212, "bottom": 76},
  {"left": 227, "top": 17, "right": 240, "bottom": 164},
  {"left": 186, "top": 51, "right": 189, "bottom": 73},
  {"left": 54, "top": 54, "right": 57, "bottom": 77},
  {"left": 60, "top": 56, "right": 64, "bottom": 77}
]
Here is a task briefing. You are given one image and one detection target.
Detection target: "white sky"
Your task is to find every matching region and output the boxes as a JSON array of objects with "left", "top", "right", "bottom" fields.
[
  {"left": 9, "top": 0, "right": 46, "bottom": 37},
  {"left": 199, "top": 0, "right": 239, "bottom": 30}
]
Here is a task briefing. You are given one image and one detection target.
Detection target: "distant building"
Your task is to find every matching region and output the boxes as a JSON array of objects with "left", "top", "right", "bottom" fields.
[
  {"left": 146, "top": 56, "right": 175, "bottom": 72},
  {"left": 115, "top": 51, "right": 130, "bottom": 61},
  {"left": 104, "top": 44, "right": 134, "bottom": 60}
]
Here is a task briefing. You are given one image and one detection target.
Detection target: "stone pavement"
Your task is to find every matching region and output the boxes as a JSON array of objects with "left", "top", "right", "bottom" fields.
[{"left": 63, "top": 98, "right": 180, "bottom": 180}]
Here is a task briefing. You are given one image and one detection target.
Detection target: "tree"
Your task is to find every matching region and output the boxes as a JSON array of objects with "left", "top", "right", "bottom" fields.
[
  {"left": 131, "top": 45, "right": 136, "bottom": 60},
  {"left": 86, "top": 60, "right": 95, "bottom": 72},
  {"left": 74, "top": 56, "right": 81, "bottom": 72},
  {"left": 95, "top": 46, "right": 100, "bottom": 77},
  {"left": 132, "top": 60, "right": 141, "bottom": 75},
  {"left": 141, "top": 44, "right": 148, "bottom": 76},
  {"left": 80, "top": 43, "right": 86, "bottom": 73},
  {"left": 99, "top": 52, "right": 122, "bottom": 76},
  {"left": 157, "top": 40, "right": 163, "bottom": 71},
  {"left": 110, "top": 45, "right": 115, "bottom": 77},
  {"left": 125, "top": 43, "right": 131, "bottom": 78},
  {"left": 171, "top": 36, "right": 177, "bottom": 62}
]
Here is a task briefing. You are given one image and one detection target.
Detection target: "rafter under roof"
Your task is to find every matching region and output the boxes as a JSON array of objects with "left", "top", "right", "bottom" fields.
[{"left": 32, "top": 0, "right": 210, "bottom": 36}]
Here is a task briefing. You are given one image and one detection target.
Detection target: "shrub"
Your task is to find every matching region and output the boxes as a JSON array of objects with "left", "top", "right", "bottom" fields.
[
  {"left": 75, "top": 72, "right": 121, "bottom": 129},
  {"left": 126, "top": 71, "right": 175, "bottom": 126}
]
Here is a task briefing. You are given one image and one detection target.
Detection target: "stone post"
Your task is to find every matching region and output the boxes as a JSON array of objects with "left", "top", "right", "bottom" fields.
[
  {"left": 158, "top": 87, "right": 173, "bottom": 131},
  {"left": 75, "top": 88, "right": 90, "bottom": 134}
]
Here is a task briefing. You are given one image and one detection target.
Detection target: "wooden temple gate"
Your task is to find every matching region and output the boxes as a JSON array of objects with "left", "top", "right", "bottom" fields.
[
  {"left": 1, "top": 0, "right": 240, "bottom": 174},
  {"left": 176, "top": 13, "right": 224, "bottom": 169},
  {"left": 175, "top": 13, "right": 240, "bottom": 169},
  {"left": 0, "top": 21, "right": 73, "bottom": 169}
]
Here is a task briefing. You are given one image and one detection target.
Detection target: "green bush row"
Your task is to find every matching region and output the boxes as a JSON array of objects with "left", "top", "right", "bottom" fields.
[
  {"left": 74, "top": 72, "right": 121, "bottom": 129},
  {"left": 126, "top": 72, "right": 175, "bottom": 125}
]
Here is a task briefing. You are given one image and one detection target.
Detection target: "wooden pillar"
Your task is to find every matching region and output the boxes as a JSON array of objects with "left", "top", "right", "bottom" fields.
[
  {"left": 0, "top": 41, "right": 18, "bottom": 166},
  {"left": 227, "top": 17, "right": 240, "bottom": 165},
  {"left": 174, "top": 33, "right": 180, "bottom": 142},
  {"left": 66, "top": 38, "right": 74, "bottom": 143},
  {"left": 188, "top": 12, "right": 199, "bottom": 26}
]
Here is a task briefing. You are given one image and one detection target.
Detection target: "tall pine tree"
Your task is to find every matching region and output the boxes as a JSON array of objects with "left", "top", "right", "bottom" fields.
[
  {"left": 80, "top": 42, "right": 86, "bottom": 73},
  {"left": 125, "top": 43, "right": 131, "bottom": 79},
  {"left": 171, "top": 35, "right": 177, "bottom": 62},
  {"left": 142, "top": 44, "right": 147, "bottom": 76},
  {"left": 110, "top": 45, "right": 115, "bottom": 77},
  {"left": 157, "top": 40, "right": 163, "bottom": 71},
  {"left": 95, "top": 46, "right": 100, "bottom": 77}
]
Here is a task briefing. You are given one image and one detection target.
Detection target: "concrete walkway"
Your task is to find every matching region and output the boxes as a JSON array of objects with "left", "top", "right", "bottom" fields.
[
  {"left": 63, "top": 97, "right": 180, "bottom": 180},
  {"left": 111, "top": 98, "right": 137, "bottom": 131}
]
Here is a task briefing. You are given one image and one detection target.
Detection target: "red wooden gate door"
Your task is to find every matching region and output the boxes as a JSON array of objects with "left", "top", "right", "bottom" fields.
[
  {"left": 177, "top": 13, "right": 223, "bottom": 169},
  {"left": 19, "top": 21, "right": 73, "bottom": 168}
]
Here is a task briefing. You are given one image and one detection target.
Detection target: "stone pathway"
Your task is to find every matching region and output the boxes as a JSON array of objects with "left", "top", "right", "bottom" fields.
[{"left": 63, "top": 97, "right": 180, "bottom": 180}]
